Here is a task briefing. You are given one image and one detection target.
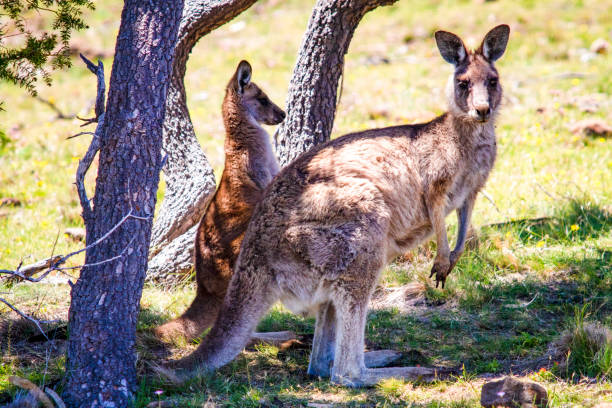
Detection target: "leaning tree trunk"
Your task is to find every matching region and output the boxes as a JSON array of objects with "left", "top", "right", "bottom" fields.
[
  {"left": 147, "top": 0, "right": 258, "bottom": 283},
  {"left": 64, "top": 0, "right": 183, "bottom": 406},
  {"left": 275, "top": 0, "right": 399, "bottom": 166}
]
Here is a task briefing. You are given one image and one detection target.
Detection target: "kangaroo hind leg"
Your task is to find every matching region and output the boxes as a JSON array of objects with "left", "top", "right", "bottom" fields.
[{"left": 308, "top": 301, "right": 337, "bottom": 377}]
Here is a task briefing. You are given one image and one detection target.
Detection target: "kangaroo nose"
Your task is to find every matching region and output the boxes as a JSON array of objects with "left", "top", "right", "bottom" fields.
[
  {"left": 475, "top": 106, "right": 491, "bottom": 121},
  {"left": 279, "top": 111, "right": 286, "bottom": 121}
]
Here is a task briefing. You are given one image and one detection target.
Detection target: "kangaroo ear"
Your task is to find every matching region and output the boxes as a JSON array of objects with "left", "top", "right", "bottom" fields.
[
  {"left": 235, "top": 60, "right": 252, "bottom": 93},
  {"left": 435, "top": 30, "right": 467, "bottom": 65},
  {"left": 480, "top": 24, "right": 510, "bottom": 62}
]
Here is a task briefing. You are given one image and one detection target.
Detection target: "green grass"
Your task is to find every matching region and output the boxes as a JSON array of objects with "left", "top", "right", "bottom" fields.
[{"left": 1, "top": 0, "right": 612, "bottom": 406}]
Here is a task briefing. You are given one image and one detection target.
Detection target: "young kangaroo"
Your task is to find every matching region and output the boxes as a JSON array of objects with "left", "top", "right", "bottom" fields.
[
  {"left": 154, "top": 61, "right": 285, "bottom": 342},
  {"left": 168, "top": 25, "right": 510, "bottom": 387}
]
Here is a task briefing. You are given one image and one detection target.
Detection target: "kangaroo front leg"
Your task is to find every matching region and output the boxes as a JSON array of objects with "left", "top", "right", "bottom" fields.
[
  {"left": 449, "top": 192, "right": 477, "bottom": 271},
  {"left": 427, "top": 191, "right": 452, "bottom": 288}
]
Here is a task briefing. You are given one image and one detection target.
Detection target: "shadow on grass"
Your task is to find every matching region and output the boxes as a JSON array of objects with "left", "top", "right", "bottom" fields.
[{"left": 130, "top": 199, "right": 611, "bottom": 406}]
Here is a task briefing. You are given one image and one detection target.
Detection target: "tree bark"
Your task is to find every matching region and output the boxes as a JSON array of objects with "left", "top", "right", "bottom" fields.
[
  {"left": 147, "top": 0, "right": 258, "bottom": 282},
  {"left": 275, "top": 0, "right": 399, "bottom": 166},
  {"left": 64, "top": 1, "right": 183, "bottom": 406}
]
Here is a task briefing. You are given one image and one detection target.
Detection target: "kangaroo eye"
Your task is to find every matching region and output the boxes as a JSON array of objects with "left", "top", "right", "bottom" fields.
[
  {"left": 488, "top": 78, "right": 498, "bottom": 87},
  {"left": 257, "top": 97, "right": 268, "bottom": 105},
  {"left": 457, "top": 80, "right": 469, "bottom": 90}
]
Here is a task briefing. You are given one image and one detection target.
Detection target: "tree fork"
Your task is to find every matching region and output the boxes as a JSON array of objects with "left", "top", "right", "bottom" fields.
[
  {"left": 274, "top": 0, "right": 399, "bottom": 166},
  {"left": 148, "top": 0, "right": 258, "bottom": 282}
]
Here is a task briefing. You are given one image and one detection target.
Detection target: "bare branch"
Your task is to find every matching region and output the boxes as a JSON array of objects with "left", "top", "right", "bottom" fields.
[
  {"left": 0, "top": 209, "right": 149, "bottom": 282},
  {"left": 0, "top": 256, "right": 62, "bottom": 280},
  {"left": 44, "top": 388, "right": 67, "bottom": 408},
  {"left": 35, "top": 96, "right": 77, "bottom": 120},
  {"left": 67, "top": 131, "right": 94, "bottom": 140},
  {"left": 75, "top": 54, "right": 107, "bottom": 225},
  {"left": 79, "top": 54, "right": 106, "bottom": 119},
  {"left": 0, "top": 298, "right": 48, "bottom": 340},
  {"left": 75, "top": 114, "right": 103, "bottom": 223}
]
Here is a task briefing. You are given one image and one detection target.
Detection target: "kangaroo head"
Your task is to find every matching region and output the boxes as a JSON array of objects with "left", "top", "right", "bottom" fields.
[
  {"left": 229, "top": 60, "right": 286, "bottom": 125},
  {"left": 435, "top": 24, "right": 509, "bottom": 123}
]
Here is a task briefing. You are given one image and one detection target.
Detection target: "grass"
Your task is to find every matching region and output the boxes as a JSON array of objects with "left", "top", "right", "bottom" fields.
[{"left": 1, "top": 0, "right": 612, "bottom": 406}]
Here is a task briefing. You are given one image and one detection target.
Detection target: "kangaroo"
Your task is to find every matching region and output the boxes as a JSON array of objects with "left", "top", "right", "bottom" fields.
[
  {"left": 154, "top": 60, "right": 285, "bottom": 342},
  {"left": 167, "top": 25, "right": 510, "bottom": 387}
]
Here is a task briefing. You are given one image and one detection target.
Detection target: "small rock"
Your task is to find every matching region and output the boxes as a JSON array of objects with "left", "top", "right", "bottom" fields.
[
  {"left": 308, "top": 404, "right": 333, "bottom": 408},
  {"left": 0, "top": 197, "right": 22, "bottom": 207},
  {"left": 590, "top": 38, "right": 610, "bottom": 54},
  {"left": 65, "top": 227, "right": 86, "bottom": 242},
  {"left": 570, "top": 119, "right": 612, "bottom": 137},
  {"left": 361, "top": 55, "right": 391, "bottom": 66},
  {"left": 580, "top": 51, "right": 596, "bottom": 63},
  {"left": 481, "top": 377, "right": 547, "bottom": 408}
]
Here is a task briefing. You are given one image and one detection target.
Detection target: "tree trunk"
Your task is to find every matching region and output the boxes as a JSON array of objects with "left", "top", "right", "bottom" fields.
[
  {"left": 275, "top": 0, "right": 399, "bottom": 166},
  {"left": 64, "top": 1, "right": 183, "bottom": 406},
  {"left": 147, "top": 0, "right": 258, "bottom": 282}
]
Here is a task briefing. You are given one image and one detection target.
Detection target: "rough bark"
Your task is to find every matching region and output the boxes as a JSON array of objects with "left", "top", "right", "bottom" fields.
[
  {"left": 147, "top": 0, "right": 258, "bottom": 281},
  {"left": 64, "top": 0, "right": 182, "bottom": 406},
  {"left": 275, "top": 0, "right": 399, "bottom": 166}
]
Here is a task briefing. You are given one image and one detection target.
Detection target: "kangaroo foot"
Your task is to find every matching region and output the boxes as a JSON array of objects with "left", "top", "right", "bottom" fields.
[
  {"left": 308, "top": 351, "right": 402, "bottom": 379},
  {"left": 331, "top": 366, "right": 438, "bottom": 388},
  {"left": 248, "top": 331, "right": 298, "bottom": 347}
]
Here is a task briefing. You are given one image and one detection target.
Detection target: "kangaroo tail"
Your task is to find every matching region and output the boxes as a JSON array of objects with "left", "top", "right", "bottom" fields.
[
  {"left": 153, "top": 287, "right": 223, "bottom": 343},
  {"left": 170, "top": 259, "right": 277, "bottom": 371}
]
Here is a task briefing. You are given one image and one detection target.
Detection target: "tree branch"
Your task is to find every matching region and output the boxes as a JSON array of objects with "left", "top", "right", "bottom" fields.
[
  {"left": 74, "top": 54, "right": 106, "bottom": 226},
  {"left": 275, "top": 0, "right": 399, "bottom": 166}
]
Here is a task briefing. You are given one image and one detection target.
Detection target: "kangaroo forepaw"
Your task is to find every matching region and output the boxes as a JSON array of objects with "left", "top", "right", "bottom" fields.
[{"left": 429, "top": 261, "right": 451, "bottom": 289}]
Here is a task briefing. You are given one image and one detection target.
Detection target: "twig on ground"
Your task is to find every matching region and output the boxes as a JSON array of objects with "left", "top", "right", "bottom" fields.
[
  {"left": 533, "top": 180, "right": 574, "bottom": 201},
  {"left": 507, "top": 293, "right": 539, "bottom": 309},
  {"left": 44, "top": 388, "right": 67, "bottom": 408},
  {"left": 8, "top": 376, "right": 55, "bottom": 408}
]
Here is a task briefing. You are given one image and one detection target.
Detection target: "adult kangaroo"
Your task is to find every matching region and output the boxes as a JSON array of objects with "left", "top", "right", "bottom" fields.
[
  {"left": 154, "top": 61, "right": 285, "bottom": 342},
  {"left": 169, "top": 25, "right": 510, "bottom": 387}
]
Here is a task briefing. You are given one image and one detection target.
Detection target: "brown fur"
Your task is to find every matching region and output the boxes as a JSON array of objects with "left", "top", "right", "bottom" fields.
[
  {"left": 154, "top": 61, "right": 285, "bottom": 342},
  {"left": 169, "top": 26, "right": 510, "bottom": 387}
]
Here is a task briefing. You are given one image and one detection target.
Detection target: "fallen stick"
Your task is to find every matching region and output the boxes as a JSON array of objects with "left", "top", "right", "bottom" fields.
[
  {"left": 8, "top": 376, "right": 54, "bottom": 408},
  {"left": 45, "top": 387, "right": 67, "bottom": 408}
]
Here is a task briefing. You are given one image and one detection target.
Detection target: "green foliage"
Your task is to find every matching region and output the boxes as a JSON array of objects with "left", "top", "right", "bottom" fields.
[
  {"left": 0, "top": 127, "right": 11, "bottom": 154},
  {"left": 0, "top": 0, "right": 94, "bottom": 96}
]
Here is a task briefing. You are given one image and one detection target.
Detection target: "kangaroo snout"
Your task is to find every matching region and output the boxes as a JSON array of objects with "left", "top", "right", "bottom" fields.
[
  {"left": 472, "top": 105, "right": 491, "bottom": 122},
  {"left": 271, "top": 108, "right": 286, "bottom": 125}
]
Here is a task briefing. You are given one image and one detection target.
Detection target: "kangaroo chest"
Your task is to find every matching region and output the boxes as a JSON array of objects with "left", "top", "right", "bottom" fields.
[{"left": 447, "top": 140, "right": 496, "bottom": 211}]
